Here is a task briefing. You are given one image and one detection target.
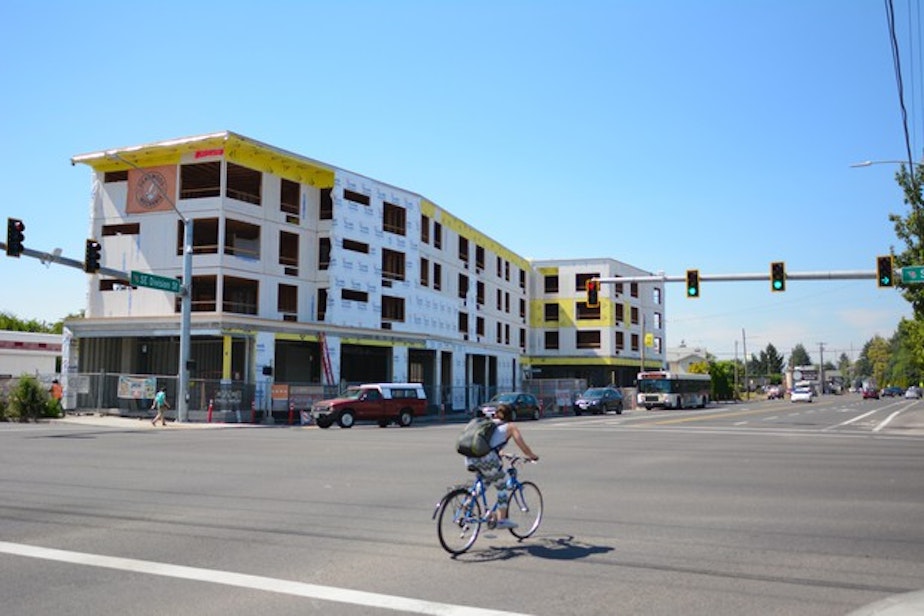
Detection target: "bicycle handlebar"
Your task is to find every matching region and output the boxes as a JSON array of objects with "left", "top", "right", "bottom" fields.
[{"left": 502, "top": 453, "right": 538, "bottom": 465}]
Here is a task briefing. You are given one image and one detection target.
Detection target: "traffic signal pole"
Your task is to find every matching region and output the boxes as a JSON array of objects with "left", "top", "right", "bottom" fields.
[{"left": 595, "top": 269, "right": 884, "bottom": 286}]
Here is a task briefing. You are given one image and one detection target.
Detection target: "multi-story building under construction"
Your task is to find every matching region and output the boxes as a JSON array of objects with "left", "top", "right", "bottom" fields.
[{"left": 65, "top": 131, "right": 663, "bottom": 416}]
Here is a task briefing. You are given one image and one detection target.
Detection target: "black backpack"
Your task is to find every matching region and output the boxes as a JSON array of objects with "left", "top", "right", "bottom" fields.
[{"left": 456, "top": 417, "right": 498, "bottom": 457}]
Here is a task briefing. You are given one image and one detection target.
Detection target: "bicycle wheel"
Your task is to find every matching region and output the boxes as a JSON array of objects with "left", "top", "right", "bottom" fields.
[
  {"left": 507, "top": 481, "right": 543, "bottom": 539},
  {"left": 436, "top": 487, "right": 482, "bottom": 555}
]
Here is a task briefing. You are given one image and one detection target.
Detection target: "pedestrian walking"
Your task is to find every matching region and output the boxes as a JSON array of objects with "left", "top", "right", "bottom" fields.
[{"left": 152, "top": 387, "right": 170, "bottom": 426}]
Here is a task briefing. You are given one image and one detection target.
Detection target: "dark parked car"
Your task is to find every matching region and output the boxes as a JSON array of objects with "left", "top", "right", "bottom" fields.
[
  {"left": 881, "top": 386, "right": 904, "bottom": 397},
  {"left": 574, "top": 387, "right": 624, "bottom": 415},
  {"left": 473, "top": 392, "right": 541, "bottom": 421},
  {"left": 862, "top": 388, "right": 880, "bottom": 400}
]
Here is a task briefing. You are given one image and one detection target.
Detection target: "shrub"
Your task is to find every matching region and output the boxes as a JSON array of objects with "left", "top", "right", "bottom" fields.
[{"left": 8, "top": 376, "right": 51, "bottom": 422}]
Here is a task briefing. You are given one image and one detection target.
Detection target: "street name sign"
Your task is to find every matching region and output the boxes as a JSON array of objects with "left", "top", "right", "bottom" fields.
[
  {"left": 901, "top": 266, "right": 924, "bottom": 285},
  {"left": 131, "top": 270, "right": 181, "bottom": 293}
]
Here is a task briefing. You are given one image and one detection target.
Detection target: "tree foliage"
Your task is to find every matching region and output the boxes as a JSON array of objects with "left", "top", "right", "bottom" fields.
[{"left": 788, "top": 344, "right": 812, "bottom": 368}]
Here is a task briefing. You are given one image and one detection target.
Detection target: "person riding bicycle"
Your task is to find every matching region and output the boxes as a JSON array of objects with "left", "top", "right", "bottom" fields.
[{"left": 464, "top": 403, "right": 539, "bottom": 529}]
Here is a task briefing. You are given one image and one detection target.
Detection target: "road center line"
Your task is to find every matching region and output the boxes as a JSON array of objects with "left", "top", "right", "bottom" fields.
[{"left": 0, "top": 541, "right": 531, "bottom": 616}]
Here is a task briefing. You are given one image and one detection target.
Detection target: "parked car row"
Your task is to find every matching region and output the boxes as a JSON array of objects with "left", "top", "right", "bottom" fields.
[
  {"left": 861, "top": 386, "right": 922, "bottom": 400},
  {"left": 473, "top": 387, "right": 627, "bottom": 420}
]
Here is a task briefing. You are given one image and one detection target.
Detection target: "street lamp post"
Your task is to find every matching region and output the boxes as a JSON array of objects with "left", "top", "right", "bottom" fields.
[{"left": 107, "top": 152, "right": 192, "bottom": 423}]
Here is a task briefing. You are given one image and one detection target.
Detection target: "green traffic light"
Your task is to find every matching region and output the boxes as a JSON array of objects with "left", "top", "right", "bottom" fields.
[
  {"left": 688, "top": 287, "right": 697, "bottom": 297},
  {"left": 773, "top": 280, "right": 783, "bottom": 290}
]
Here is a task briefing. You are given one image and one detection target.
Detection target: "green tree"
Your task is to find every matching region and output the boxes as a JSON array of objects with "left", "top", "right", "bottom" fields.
[
  {"left": 864, "top": 336, "right": 891, "bottom": 388},
  {"left": 889, "top": 163, "right": 924, "bottom": 317},
  {"left": 789, "top": 344, "right": 812, "bottom": 368}
]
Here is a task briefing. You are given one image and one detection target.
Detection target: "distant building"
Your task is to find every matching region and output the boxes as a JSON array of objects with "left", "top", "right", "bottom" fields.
[
  {"left": 0, "top": 330, "right": 61, "bottom": 377},
  {"left": 665, "top": 343, "right": 708, "bottom": 373}
]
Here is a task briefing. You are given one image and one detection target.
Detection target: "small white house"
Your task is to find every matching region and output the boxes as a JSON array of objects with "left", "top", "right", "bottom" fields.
[{"left": 0, "top": 330, "right": 62, "bottom": 377}]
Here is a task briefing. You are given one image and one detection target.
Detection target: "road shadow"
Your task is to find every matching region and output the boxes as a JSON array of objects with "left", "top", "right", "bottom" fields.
[{"left": 455, "top": 534, "right": 613, "bottom": 563}]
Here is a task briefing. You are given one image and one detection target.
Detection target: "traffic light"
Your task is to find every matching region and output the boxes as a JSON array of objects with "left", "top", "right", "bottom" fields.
[
  {"left": 770, "top": 261, "right": 786, "bottom": 292},
  {"left": 6, "top": 217, "right": 24, "bottom": 257},
  {"left": 876, "top": 255, "right": 894, "bottom": 288},
  {"left": 586, "top": 279, "right": 599, "bottom": 307},
  {"left": 84, "top": 239, "right": 101, "bottom": 273},
  {"left": 685, "top": 269, "right": 700, "bottom": 298}
]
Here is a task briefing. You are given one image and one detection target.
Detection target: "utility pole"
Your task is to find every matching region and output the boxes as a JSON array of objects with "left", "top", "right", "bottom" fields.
[{"left": 818, "top": 342, "right": 826, "bottom": 395}]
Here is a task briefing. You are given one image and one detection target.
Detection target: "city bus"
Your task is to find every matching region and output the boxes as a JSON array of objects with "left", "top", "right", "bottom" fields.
[{"left": 636, "top": 371, "right": 711, "bottom": 410}]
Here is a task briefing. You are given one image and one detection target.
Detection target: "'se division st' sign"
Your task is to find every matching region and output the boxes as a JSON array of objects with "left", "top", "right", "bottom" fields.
[{"left": 130, "top": 270, "right": 181, "bottom": 294}]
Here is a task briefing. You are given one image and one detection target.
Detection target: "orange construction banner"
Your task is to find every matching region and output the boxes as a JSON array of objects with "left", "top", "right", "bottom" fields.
[{"left": 126, "top": 165, "right": 177, "bottom": 214}]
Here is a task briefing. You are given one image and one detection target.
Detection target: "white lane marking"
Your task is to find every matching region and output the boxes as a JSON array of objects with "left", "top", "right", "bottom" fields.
[
  {"left": 873, "top": 410, "right": 905, "bottom": 433},
  {"left": 0, "top": 541, "right": 531, "bottom": 616},
  {"left": 825, "top": 409, "right": 882, "bottom": 431}
]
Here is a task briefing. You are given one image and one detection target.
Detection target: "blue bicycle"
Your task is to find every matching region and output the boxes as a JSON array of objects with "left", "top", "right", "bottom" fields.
[{"left": 434, "top": 454, "right": 543, "bottom": 555}]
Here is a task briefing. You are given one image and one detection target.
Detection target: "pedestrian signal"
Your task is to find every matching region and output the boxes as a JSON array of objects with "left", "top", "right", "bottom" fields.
[
  {"left": 84, "top": 239, "right": 102, "bottom": 273},
  {"left": 685, "top": 269, "right": 700, "bottom": 298},
  {"left": 6, "top": 218, "right": 25, "bottom": 257},
  {"left": 876, "top": 255, "right": 894, "bottom": 288},
  {"left": 586, "top": 280, "right": 599, "bottom": 307},
  {"left": 770, "top": 261, "right": 786, "bottom": 292}
]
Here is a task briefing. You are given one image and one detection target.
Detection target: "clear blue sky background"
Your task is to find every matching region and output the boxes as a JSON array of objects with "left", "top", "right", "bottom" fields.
[{"left": 1, "top": 1, "right": 920, "bottom": 364}]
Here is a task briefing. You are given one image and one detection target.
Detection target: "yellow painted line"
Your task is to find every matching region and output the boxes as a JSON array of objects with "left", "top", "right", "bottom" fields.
[{"left": 643, "top": 407, "right": 782, "bottom": 426}]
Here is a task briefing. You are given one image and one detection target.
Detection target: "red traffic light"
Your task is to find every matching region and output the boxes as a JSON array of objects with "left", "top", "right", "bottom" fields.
[
  {"left": 6, "top": 217, "right": 25, "bottom": 257},
  {"left": 586, "top": 280, "right": 599, "bottom": 307}
]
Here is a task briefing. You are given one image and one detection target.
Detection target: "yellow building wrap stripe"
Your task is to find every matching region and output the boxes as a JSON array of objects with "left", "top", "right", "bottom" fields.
[
  {"left": 274, "top": 333, "right": 320, "bottom": 342},
  {"left": 222, "top": 335, "right": 233, "bottom": 380}
]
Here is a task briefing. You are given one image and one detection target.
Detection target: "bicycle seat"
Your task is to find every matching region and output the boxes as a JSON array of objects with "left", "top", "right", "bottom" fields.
[{"left": 466, "top": 464, "right": 478, "bottom": 472}]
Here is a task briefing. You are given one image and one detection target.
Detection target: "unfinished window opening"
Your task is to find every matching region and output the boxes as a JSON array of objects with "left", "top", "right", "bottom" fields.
[
  {"left": 343, "top": 238, "right": 369, "bottom": 254},
  {"left": 176, "top": 218, "right": 219, "bottom": 256},
  {"left": 188, "top": 275, "right": 217, "bottom": 312},
  {"left": 342, "top": 289, "right": 369, "bottom": 302},
  {"left": 420, "top": 257, "right": 429, "bottom": 286},
  {"left": 104, "top": 170, "right": 128, "bottom": 183},
  {"left": 224, "top": 219, "right": 260, "bottom": 259},
  {"left": 318, "top": 288, "right": 328, "bottom": 321},
  {"left": 320, "top": 187, "right": 333, "bottom": 219},
  {"left": 476, "top": 316, "right": 485, "bottom": 337},
  {"left": 433, "top": 222, "right": 442, "bottom": 249},
  {"left": 544, "top": 303, "right": 559, "bottom": 322},
  {"left": 383, "top": 202, "right": 406, "bottom": 235},
  {"left": 476, "top": 281, "right": 485, "bottom": 306},
  {"left": 576, "top": 301, "right": 601, "bottom": 320},
  {"left": 280, "top": 178, "right": 300, "bottom": 218},
  {"left": 475, "top": 246, "right": 485, "bottom": 272},
  {"left": 545, "top": 331, "right": 559, "bottom": 350},
  {"left": 382, "top": 295, "right": 405, "bottom": 322},
  {"left": 458, "top": 273, "right": 469, "bottom": 300},
  {"left": 102, "top": 223, "right": 140, "bottom": 236},
  {"left": 544, "top": 275, "right": 559, "bottom": 293},
  {"left": 458, "top": 311, "right": 469, "bottom": 338},
  {"left": 278, "top": 283, "right": 297, "bottom": 320},
  {"left": 319, "top": 237, "right": 331, "bottom": 270},
  {"left": 615, "top": 331, "right": 625, "bottom": 351},
  {"left": 382, "top": 248, "right": 405, "bottom": 281},
  {"left": 433, "top": 263, "right": 442, "bottom": 291},
  {"left": 631, "top": 306, "right": 639, "bottom": 325},
  {"left": 279, "top": 230, "right": 299, "bottom": 275},
  {"left": 458, "top": 236, "right": 469, "bottom": 264},
  {"left": 180, "top": 161, "right": 220, "bottom": 200},
  {"left": 577, "top": 330, "right": 601, "bottom": 349},
  {"left": 576, "top": 273, "right": 599, "bottom": 295},
  {"left": 343, "top": 189, "right": 370, "bottom": 206},
  {"left": 226, "top": 162, "right": 262, "bottom": 205},
  {"left": 421, "top": 214, "right": 430, "bottom": 244},
  {"left": 631, "top": 333, "right": 640, "bottom": 352},
  {"left": 223, "top": 276, "right": 259, "bottom": 315}
]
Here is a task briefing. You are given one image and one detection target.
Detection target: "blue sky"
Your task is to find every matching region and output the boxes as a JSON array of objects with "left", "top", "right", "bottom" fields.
[{"left": 0, "top": 1, "right": 919, "bottom": 363}]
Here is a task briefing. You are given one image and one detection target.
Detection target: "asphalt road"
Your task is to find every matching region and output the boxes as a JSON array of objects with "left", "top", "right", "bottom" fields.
[{"left": 1, "top": 396, "right": 923, "bottom": 615}]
